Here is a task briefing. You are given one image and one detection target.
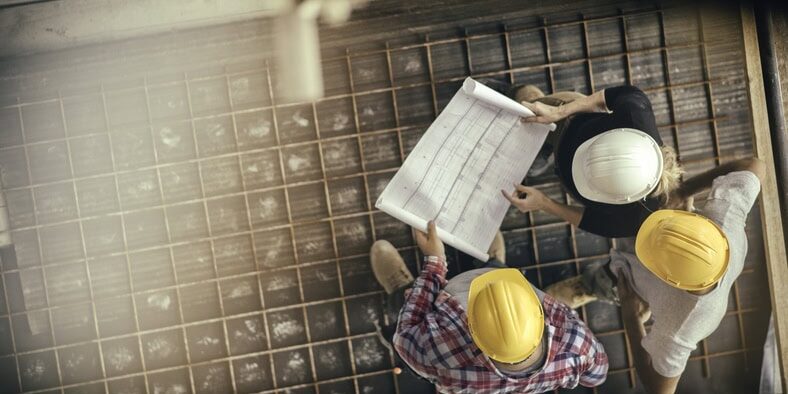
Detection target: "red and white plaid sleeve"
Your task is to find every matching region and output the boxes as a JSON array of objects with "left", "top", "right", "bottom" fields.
[{"left": 392, "top": 255, "right": 448, "bottom": 382}]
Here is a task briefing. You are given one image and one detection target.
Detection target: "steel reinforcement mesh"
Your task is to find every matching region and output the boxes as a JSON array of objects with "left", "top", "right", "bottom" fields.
[{"left": 0, "top": 4, "right": 773, "bottom": 394}]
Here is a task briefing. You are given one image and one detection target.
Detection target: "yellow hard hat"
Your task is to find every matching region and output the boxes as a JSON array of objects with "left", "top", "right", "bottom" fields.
[
  {"left": 636, "top": 210, "right": 730, "bottom": 291},
  {"left": 467, "top": 269, "right": 544, "bottom": 363}
]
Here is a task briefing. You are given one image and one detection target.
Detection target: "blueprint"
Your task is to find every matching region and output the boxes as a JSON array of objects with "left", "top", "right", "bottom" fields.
[{"left": 375, "top": 78, "right": 553, "bottom": 260}]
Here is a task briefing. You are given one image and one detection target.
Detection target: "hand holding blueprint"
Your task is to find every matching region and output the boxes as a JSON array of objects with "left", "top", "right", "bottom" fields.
[{"left": 375, "top": 78, "right": 554, "bottom": 260}]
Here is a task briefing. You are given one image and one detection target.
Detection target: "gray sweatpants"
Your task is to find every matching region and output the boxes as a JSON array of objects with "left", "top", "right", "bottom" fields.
[{"left": 581, "top": 260, "right": 620, "bottom": 305}]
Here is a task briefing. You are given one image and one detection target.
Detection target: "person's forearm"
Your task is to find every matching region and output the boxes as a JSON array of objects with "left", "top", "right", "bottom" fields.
[
  {"left": 622, "top": 311, "right": 648, "bottom": 367},
  {"left": 392, "top": 256, "right": 446, "bottom": 382},
  {"left": 676, "top": 158, "right": 766, "bottom": 199},
  {"left": 622, "top": 312, "right": 656, "bottom": 391},
  {"left": 541, "top": 198, "right": 584, "bottom": 227},
  {"left": 621, "top": 312, "right": 678, "bottom": 394},
  {"left": 555, "top": 90, "right": 608, "bottom": 118},
  {"left": 397, "top": 256, "right": 447, "bottom": 330}
]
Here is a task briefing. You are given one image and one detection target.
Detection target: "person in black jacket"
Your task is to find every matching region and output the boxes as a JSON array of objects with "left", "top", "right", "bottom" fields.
[
  {"left": 501, "top": 84, "right": 687, "bottom": 239},
  {"left": 492, "top": 83, "right": 689, "bottom": 308}
]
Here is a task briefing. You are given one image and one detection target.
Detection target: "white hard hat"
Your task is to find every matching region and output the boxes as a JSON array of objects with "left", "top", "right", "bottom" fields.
[{"left": 571, "top": 128, "right": 663, "bottom": 205}]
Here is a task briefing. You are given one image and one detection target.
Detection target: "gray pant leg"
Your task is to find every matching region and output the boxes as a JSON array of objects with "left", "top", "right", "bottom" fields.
[{"left": 581, "top": 260, "right": 620, "bottom": 305}]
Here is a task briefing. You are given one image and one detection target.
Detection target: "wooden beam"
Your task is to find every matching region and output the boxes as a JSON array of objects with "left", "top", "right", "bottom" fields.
[
  {"left": 741, "top": 4, "right": 788, "bottom": 388},
  {"left": 0, "top": 0, "right": 292, "bottom": 57}
]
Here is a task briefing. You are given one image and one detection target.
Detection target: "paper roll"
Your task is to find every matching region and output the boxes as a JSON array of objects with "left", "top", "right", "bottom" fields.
[
  {"left": 462, "top": 77, "right": 557, "bottom": 132},
  {"left": 376, "top": 198, "right": 489, "bottom": 261}
]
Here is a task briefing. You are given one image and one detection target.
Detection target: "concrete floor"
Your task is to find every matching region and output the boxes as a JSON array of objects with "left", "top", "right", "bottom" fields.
[{"left": 0, "top": 1, "right": 774, "bottom": 393}]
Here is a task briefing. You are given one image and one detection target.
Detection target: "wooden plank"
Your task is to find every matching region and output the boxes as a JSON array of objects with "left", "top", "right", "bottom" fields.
[
  {"left": 740, "top": 4, "right": 788, "bottom": 388},
  {"left": 0, "top": 0, "right": 292, "bottom": 57}
]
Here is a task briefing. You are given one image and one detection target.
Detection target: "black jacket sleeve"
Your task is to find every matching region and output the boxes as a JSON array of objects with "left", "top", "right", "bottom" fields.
[
  {"left": 578, "top": 203, "right": 650, "bottom": 238},
  {"left": 603, "top": 86, "right": 662, "bottom": 146}
]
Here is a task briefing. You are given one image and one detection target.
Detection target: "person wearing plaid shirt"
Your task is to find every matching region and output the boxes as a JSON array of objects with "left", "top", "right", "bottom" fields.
[{"left": 373, "top": 221, "right": 608, "bottom": 393}]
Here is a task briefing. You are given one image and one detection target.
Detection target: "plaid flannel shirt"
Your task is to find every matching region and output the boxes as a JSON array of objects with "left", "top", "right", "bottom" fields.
[{"left": 393, "top": 256, "right": 608, "bottom": 393}]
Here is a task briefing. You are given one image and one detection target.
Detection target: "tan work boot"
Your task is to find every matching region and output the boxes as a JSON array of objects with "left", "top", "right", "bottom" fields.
[
  {"left": 545, "top": 275, "right": 597, "bottom": 309},
  {"left": 371, "top": 240, "right": 414, "bottom": 294},
  {"left": 488, "top": 231, "right": 506, "bottom": 263},
  {"left": 514, "top": 85, "right": 545, "bottom": 103}
]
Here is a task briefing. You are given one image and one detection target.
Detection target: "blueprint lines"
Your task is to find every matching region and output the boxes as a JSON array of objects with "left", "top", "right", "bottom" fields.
[{"left": 376, "top": 79, "right": 550, "bottom": 260}]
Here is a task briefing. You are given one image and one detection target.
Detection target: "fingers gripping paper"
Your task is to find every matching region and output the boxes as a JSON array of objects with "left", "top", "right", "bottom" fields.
[{"left": 375, "top": 78, "right": 554, "bottom": 261}]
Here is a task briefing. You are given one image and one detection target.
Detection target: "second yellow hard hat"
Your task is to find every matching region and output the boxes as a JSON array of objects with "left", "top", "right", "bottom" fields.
[{"left": 636, "top": 209, "right": 730, "bottom": 291}]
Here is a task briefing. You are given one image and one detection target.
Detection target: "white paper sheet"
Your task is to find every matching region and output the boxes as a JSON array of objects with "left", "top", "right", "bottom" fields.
[
  {"left": 462, "top": 78, "right": 557, "bottom": 131},
  {"left": 375, "top": 77, "right": 552, "bottom": 261}
]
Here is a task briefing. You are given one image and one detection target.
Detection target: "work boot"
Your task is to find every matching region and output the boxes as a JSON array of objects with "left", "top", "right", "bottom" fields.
[
  {"left": 488, "top": 231, "right": 506, "bottom": 264},
  {"left": 581, "top": 260, "right": 620, "bottom": 304},
  {"left": 545, "top": 275, "right": 598, "bottom": 309},
  {"left": 371, "top": 240, "right": 414, "bottom": 295},
  {"left": 513, "top": 84, "right": 545, "bottom": 103}
]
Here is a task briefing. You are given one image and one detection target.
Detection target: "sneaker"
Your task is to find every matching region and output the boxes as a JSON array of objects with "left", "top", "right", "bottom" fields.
[
  {"left": 513, "top": 85, "right": 545, "bottom": 103},
  {"left": 371, "top": 240, "right": 414, "bottom": 294},
  {"left": 487, "top": 231, "right": 506, "bottom": 263},
  {"left": 545, "top": 275, "right": 598, "bottom": 309}
]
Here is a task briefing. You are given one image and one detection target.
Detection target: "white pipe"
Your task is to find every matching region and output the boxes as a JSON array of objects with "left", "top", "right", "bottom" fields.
[
  {"left": 273, "top": 3, "right": 325, "bottom": 103},
  {"left": 0, "top": 176, "right": 11, "bottom": 248}
]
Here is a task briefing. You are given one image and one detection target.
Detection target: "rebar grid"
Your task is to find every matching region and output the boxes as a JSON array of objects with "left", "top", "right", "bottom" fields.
[{"left": 0, "top": 6, "right": 766, "bottom": 394}]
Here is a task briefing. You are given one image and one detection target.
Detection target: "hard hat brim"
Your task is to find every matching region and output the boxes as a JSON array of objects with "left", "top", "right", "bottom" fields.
[{"left": 571, "top": 128, "right": 663, "bottom": 205}]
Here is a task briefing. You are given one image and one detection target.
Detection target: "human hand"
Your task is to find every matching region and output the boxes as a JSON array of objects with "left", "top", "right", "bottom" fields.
[
  {"left": 501, "top": 184, "right": 547, "bottom": 213},
  {"left": 413, "top": 221, "right": 445, "bottom": 258},
  {"left": 617, "top": 272, "right": 651, "bottom": 324},
  {"left": 520, "top": 101, "right": 565, "bottom": 124}
]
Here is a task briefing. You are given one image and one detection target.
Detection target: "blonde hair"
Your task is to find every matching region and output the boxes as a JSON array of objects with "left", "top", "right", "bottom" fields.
[{"left": 650, "top": 145, "right": 684, "bottom": 205}]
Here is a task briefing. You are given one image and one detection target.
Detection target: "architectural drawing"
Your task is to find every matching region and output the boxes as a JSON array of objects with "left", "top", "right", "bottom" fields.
[{"left": 376, "top": 78, "right": 553, "bottom": 260}]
